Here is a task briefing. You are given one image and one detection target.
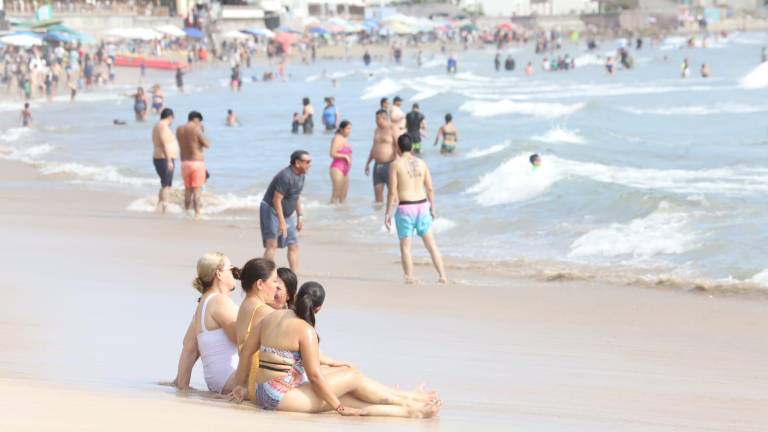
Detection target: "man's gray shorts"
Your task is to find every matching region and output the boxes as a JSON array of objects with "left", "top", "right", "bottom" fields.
[
  {"left": 372, "top": 161, "right": 391, "bottom": 186},
  {"left": 260, "top": 201, "right": 297, "bottom": 248}
]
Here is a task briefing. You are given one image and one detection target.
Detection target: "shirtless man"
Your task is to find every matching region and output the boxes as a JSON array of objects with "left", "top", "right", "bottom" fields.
[
  {"left": 364, "top": 109, "right": 399, "bottom": 204},
  {"left": 385, "top": 134, "right": 447, "bottom": 283},
  {"left": 152, "top": 108, "right": 178, "bottom": 213},
  {"left": 176, "top": 111, "right": 209, "bottom": 220},
  {"left": 390, "top": 96, "right": 406, "bottom": 136}
]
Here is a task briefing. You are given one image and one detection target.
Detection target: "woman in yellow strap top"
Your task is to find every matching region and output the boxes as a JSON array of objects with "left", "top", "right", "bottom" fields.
[{"left": 235, "top": 258, "right": 281, "bottom": 401}]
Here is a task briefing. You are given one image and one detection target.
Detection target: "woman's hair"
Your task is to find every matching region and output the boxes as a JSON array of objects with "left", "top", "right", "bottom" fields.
[
  {"left": 240, "top": 258, "right": 276, "bottom": 294},
  {"left": 445, "top": 113, "right": 453, "bottom": 123},
  {"left": 302, "top": 97, "right": 310, "bottom": 105},
  {"left": 336, "top": 120, "right": 351, "bottom": 134},
  {"left": 192, "top": 252, "right": 227, "bottom": 294},
  {"left": 294, "top": 282, "right": 325, "bottom": 328},
  {"left": 277, "top": 267, "right": 298, "bottom": 308}
]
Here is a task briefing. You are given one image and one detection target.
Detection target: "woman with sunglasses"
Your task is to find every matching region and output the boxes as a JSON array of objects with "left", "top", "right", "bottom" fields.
[{"left": 172, "top": 252, "right": 240, "bottom": 394}]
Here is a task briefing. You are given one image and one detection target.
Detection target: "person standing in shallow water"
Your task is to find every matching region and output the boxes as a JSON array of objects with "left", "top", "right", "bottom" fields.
[
  {"left": 301, "top": 98, "right": 314, "bottom": 134},
  {"left": 177, "top": 111, "right": 209, "bottom": 220},
  {"left": 261, "top": 151, "right": 311, "bottom": 272},
  {"left": 152, "top": 108, "right": 178, "bottom": 213},
  {"left": 329, "top": 120, "right": 352, "bottom": 204},
  {"left": 365, "top": 109, "right": 399, "bottom": 205},
  {"left": 434, "top": 113, "right": 458, "bottom": 155},
  {"left": 386, "top": 134, "right": 447, "bottom": 283}
]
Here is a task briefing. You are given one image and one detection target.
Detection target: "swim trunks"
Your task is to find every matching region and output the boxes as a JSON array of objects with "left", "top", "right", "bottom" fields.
[
  {"left": 153, "top": 158, "right": 175, "bottom": 187},
  {"left": 259, "top": 201, "right": 298, "bottom": 248},
  {"left": 410, "top": 135, "right": 422, "bottom": 154},
  {"left": 372, "top": 161, "right": 391, "bottom": 186},
  {"left": 395, "top": 199, "right": 433, "bottom": 240},
  {"left": 181, "top": 160, "right": 206, "bottom": 188},
  {"left": 441, "top": 143, "right": 456, "bottom": 154}
]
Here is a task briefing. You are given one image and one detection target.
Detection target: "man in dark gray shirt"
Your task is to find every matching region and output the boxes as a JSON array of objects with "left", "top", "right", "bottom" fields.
[{"left": 260, "top": 150, "right": 311, "bottom": 271}]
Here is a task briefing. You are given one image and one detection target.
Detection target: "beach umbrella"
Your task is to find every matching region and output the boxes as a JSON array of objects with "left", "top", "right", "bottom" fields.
[
  {"left": 221, "top": 30, "right": 251, "bottom": 40},
  {"left": 44, "top": 23, "right": 78, "bottom": 34},
  {"left": 497, "top": 22, "right": 515, "bottom": 32},
  {"left": 363, "top": 19, "right": 379, "bottom": 32},
  {"left": 240, "top": 27, "right": 275, "bottom": 38},
  {"left": 277, "top": 25, "right": 300, "bottom": 34},
  {"left": 308, "top": 27, "right": 329, "bottom": 35},
  {"left": 184, "top": 27, "right": 205, "bottom": 39},
  {"left": 0, "top": 33, "right": 43, "bottom": 47},
  {"left": 386, "top": 21, "right": 417, "bottom": 35},
  {"left": 460, "top": 23, "right": 478, "bottom": 32},
  {"left": 76, "top": 32, "right": 98, "bottom": 45},
  {"left": 274, "top": 32, "right": 297, "bottom": 45},
  {"left": 302, "top": 17, "right": 321, "bottom": 28},
  {"left": 43, "top": 31, "right": 77, "bottom": 43},
  {"left": 326, "top": 17, "right": 350, "bottom": 27},
  {"left": 106, "top": 28, "right": 160, "bottom": 41},
  {"left": 346, "top": 23, "right": 365, "bottom": 33},
  {"left": 156, "top": 24, "right": 186, "bottom": 37}
]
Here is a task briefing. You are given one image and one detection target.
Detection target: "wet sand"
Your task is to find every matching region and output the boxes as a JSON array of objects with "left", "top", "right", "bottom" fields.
[{"left": 1, "top": 159, "right": 767, "bottom": 431}]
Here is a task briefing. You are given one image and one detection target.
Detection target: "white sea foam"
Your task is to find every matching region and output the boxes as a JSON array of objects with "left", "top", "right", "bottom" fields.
[
  {"left": 573, "top": 53, "right": 603, "bottom": 67},
  {"left": 39, "top": 162, "right": 156, "bottom": 187},
  {"left": 361, "top": 78, "right": 403, "bottom": 100},
  {"left": 623, "top": 103, "right": 768, "bottom": 116},
  {"left": 467, "top": 153, "right": 768, "bottom": 206},
  {"left": 531, "top": 126, "right": 586, "bottom": 144},
  {"left": 459, "top": 100, "right": 586, "bottom": 118},
  {"left": 569, "top": 202, "right": 698, "bottom": 260},
  {"left": 0, "top": 144, "right": 54, "bottom": 163},
  {"left": 465, "top": 142, "right": 510, "bottom": 159},
  {"left": 432, "top": 218, "right": 457, "bottom": 234},
  {"left": 466, "top": 154, "right": 559, "bottom": 205},
  {"left": 749, "top": 269, "right": 768, "bottom": 287},
  {"left": 740, "top": 61, "right": 768, "bottom": 89},
  {"left": 127, "top": 192, "right": 262, "bottom": 215},
  {"left": 0, "top": 127, "right": 32, "bottom": 143}
]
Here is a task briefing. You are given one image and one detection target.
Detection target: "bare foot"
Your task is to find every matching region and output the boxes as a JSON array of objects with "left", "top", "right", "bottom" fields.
[
  {"left": 438, "top": 277, "right": 448, "bottom": 283},
  {"left": 404, "top": 277, "right": 421, "bottom": 285},
  {"left": 410, "top": 400, "right": 443, "bottom": 418}
]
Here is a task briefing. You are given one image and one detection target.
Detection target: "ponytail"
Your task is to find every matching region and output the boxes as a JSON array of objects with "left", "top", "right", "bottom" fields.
[
  {"left": 293, "top": 282, "right": 325, "bottom": 329},
  {"left": 336, "top": 119, "right": 351, "bottom": 135}
]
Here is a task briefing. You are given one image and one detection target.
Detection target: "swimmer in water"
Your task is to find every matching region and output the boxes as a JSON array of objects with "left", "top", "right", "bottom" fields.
[
  {"left": 525, "top": 62, "right": 534, "bottom": 76},
  {"left": 529, "top": 153, "right": 541, "bottom": 170},
  {"left": 19, "top": 103, "right": 32, "bottom": 127},
  {"left": 681, "top": 58, "right": 690, "bottom": 79},
  {"left": 700, "top": 63, "right": 711, "bottom": 78},
  {"left": 434, "top": 113, "right": 458, "bottom": 155},
  {"left": 291, "top": 112, "right": 301, "bottom": 134},
  {"left": 226, "top": 109, "right": 240, "bottom": 127}
]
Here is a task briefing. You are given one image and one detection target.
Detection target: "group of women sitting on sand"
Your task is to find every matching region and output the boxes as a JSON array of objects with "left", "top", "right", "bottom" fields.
[{"left": 170, "top": 252, "right": 442, "bottom": 418}]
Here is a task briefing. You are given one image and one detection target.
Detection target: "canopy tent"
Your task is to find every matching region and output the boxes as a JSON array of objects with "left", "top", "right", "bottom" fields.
[
  {"left": 220, "top": 30, "right": 251, "bottom": 40},
  {"left": 0, "top": 33, "right": 43, "bottom": 47},
  {"left": 106, "top": 28, "right": 160, "bottom": 41},
  {"left": 183, "top": 27, "right": 205, "bottom": 39},
  {"left": 43, "top": 31, "right": 78, "bottom": 43},
  {"left": 240, "top": 27, "right": 275, "bottom": 38},
  {"left": 156, "top": 25, "right": 186, "bottom": 37}
]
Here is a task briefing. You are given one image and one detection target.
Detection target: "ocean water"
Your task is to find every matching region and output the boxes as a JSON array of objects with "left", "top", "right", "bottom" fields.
[{"left": 3, "top": 32, "right": 768, "bottom": 292}]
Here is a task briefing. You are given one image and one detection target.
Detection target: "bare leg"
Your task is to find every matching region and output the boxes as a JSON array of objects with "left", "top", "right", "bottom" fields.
[
  {"left": 399, "top": 236, "right": 414, "bottom": 282},
  {"left": 263, "top": 239, "right": 277, "bottom": 261},
  {"left": 287, "top": 244, "right": 299, "bottom": 272},
  {"left": 156, "top": 187, "right": 165, "bottom": 213},
  {"left": 184, "top": 187, "right": 192, "bottom": 212},
  {"left": 329, "top": 167, "right": 343, "bottom": 204},
  {"left": 341, "top": 175, "right": 349, "bottom": 204},
  {"left": 192, "top": 187, "right": 202, "bottom": 220},
  {"left": 421, "top": 230, "right": 447, "bottom": 282},
  {"left": 278, "top": 368, "right": 440, "bottom": 417},
  {"left": 374, "top": 183, "right": 384, "bottom": 204}
]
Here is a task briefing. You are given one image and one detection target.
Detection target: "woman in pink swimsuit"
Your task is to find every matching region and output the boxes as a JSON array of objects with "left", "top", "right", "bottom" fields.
[{"left": 329, "top": 120, "right": 352, "bottom": 204}]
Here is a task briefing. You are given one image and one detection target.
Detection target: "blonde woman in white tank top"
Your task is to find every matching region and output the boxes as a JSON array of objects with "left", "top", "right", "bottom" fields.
[{"left": 172, "top": 252, "right": 240, "bottom": 393}]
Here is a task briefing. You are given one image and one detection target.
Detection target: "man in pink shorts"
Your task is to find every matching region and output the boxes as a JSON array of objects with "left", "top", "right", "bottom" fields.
[{"left": 177, "top": 111, "right": 209, "bottom": 220}]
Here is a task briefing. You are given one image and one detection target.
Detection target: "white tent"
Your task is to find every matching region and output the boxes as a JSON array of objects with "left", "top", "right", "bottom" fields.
[
  {"left": 0, "top": 34, "right": 43, "bottom": 47},
  {"left": 220, "top": 30, "right": 251, "bottom": 40},
  {"left": 106, "top": 28, "right": 161, "bottom": 41},
  {"left": 156, "top": 25, "right": 186, "bottom": 38}
]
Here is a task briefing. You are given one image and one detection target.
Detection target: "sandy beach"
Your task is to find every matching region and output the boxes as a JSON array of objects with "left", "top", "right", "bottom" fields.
[{"left": 1, "top": 157, "right": 767, "bottom": 431}]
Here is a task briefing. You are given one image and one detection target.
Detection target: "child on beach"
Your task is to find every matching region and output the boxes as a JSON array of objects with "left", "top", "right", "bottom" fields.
[{"left": 291, "top": 112, "right": 301, "bottom": 134}]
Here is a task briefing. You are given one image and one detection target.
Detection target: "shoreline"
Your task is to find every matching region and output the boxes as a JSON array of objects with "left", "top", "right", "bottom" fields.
[{"left": 2, "top": 157, "right": 768, "bottom": 430}]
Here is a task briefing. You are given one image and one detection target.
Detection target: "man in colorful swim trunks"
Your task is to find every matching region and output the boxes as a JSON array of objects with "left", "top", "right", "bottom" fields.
[
  {"left": 177, "top": 111, "right": 209, "bottom": 220},
  {"left": 364, "top": 109, "right": 399, "bottom": 205},
  {"left": 385, "top": 134, "right": 447, "bottom": 283},
  {"left": 261, "top": 150, "right": 310, "bottom": 272}
]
